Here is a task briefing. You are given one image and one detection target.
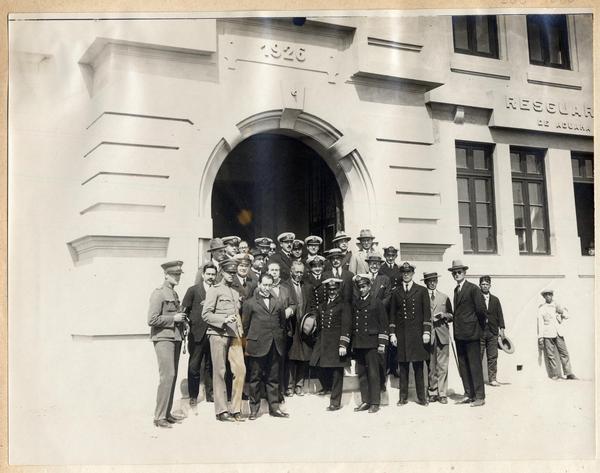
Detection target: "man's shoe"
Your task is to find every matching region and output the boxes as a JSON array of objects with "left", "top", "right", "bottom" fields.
[
  {"left": 206, "top": 395, "right": 214, "bottom": 403},
  {"left": 285, "top": 388, "right": 294, "bottom": 397},
  {"left": 470, "top": 399, "right": 485, "bottom": 407},
  {"left": 270, "top": 409, "right": 290, "bottom": 418},
  {"left": 326, "top": 405, "right": 341, "bottom": 411},
  {"left": 368, "top": 405, "right": 380, "bottom": 413},
  {"left": 354, "top": 402, "right": 370, "bottom": 412},
  {"left": 166, "top": 415, "right": 183, "bottom": 424},
  {"left": 317, "top": 389, "right": 330, "bottom": 396},
  {"left": 294, "top": 386, "right": 304, "bottom": 396},
  {"left": 216, "top": 412, "right": 236, "bottom": 422},
  {"left": 169, "top": 412, "right": 185, "bottom": 421},
  {"left": 397, "top": 399, "right": 408, "bottom": 406},
  {"left": 489, "top": 380, "right": 500, "bottom": 387},
  {"left": 566, "top": 374, "right": 578, "bottom": 380},
  {"left": 438, "top": 397, "right": 448, "bottom": 404},
  {"left": 551, "top": 375, "right": 560, "bottom": 380},
  {"left": 416, "top": 399, "right": 428, "bottom": 407},
  {"left": 455, "top": 397, "right": 474, "bottom": 405},
  {"left": 189, "top": 398, "right": 198, "bottom": 407},
  {"left": 249, "top": 411, "right": 259, "bottom": 421},
  {"left": 380, "top": 384, "right": 387, "bottom": 392},
  {"left": 153, "top": 419, "right": 172, "bottom": 428},
  {"left": 428, "top": 394, "right": 439, "bottom": 403},
  {"left": 232, "top": 412, "right": 245, "bottom": 422}
]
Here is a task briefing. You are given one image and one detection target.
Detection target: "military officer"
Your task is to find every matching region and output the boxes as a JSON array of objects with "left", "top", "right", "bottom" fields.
[
  {"left": 304, "top": 235, "right": 323, "bottom": 265},
  {"left": 201, "top": 259, "right": 246, "bottom": 422},
  {"left": 351, "top": 274, "right": 389, "bottom": 413},
  {"left": 389, "top": 262, "right": 432, "bottom": 406},
  {"left": 422, "top": 272, "right": 453, "bottom": 404},
  {"left": 310, "top": 278, "right": 352, "bottom": 411},
  {"left": 349, "top": 229, "right": 376, "bottom": 275},
  {"left": 305, "top": 255, "right": 327, "bottom": 309},
  {"left": 222, "top": 236, "right": 241, "bottom": 257},
  {"left": 254, "top": 237, "right": 273, "bottom": 259},
  {"left": 148, "top": 260, "right": 187, "bottom": 428},
  {"left": 380, "top": 246, "right": 401, "bottom": 291},
  {"left": 249, "top": 248, "right": 267, "bottom": 280},
  {"left": 323, "top": 248, "right": 354, "bottom": 303},
  {"left": 269, "top": 232, "right": 296, "bottom": 281},
  {"left": 331, "top": 231, "right": 353, "bottom": 271},
  {"left": 291, "top": 239, "right": 304, "bottom": 262}
]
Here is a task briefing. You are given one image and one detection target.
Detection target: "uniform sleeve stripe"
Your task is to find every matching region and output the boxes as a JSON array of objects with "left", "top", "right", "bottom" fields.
[{"left": 340, "top": 336, "right": 351, "bottom": 343}]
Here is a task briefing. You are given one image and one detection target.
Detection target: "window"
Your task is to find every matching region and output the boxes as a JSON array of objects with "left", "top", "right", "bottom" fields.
[
  {"left": 511, "top": 148, "right": 550, "bottom": 254},
  {"left": 527, "top": 15, "right": 570, "bottom": 69},
  {"left": 456, "top": 142, "right": 497, "bottom": 253},
  {"left": 452, "top": 16, "right": 499, "bottom": 58},
  {"left": 571, "top": 153, "right": 594, "bottom": 256}
]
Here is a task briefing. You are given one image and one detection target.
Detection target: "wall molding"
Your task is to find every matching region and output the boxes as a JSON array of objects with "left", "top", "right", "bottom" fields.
[
  {"left": 367, "top": 36, "right": 423, "bottom": 52},
  {"left": 67, "top": 235, "right": 169, "bottom": 263},
  {"left": 399, "top": 243, "right": 452, "bottom": 261},
  {"left": 80, "top": 203, "right": 166, "bottom": 215}
]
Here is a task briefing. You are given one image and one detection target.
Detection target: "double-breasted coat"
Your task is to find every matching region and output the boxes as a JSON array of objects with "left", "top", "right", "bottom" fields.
[
  {"left": 351, "top": 294, "right": 389, "bottom": 350},
  {"left": 322, "top": 268, "right": 355, "bottom": 303},
  {"left": 389, "top": 282, "right": 432, "bottom": 362},
  {"left": 310, "top": 295, "right": 352, "bottom": 368}
]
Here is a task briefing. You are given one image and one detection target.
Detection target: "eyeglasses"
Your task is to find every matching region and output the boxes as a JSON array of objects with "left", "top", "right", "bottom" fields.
[{"left": 452, "top": 270, "right": 463, "bottom": 275}]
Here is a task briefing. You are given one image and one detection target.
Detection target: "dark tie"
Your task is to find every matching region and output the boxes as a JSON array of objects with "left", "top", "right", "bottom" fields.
[
  {"left": 431, "top": 291, "right": 435, "bottom": 302},
  {"left": 455, "top": 285, "right": 460, "bottom": 294},
  {"left": 404, "top": 284, "right": 409, "bottom": 292},
  {"left": 242, "top": 279, "right": 246, "bottom": 288}
]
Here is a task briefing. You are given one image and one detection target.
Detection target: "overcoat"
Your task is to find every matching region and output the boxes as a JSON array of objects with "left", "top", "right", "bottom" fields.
[
  {"left": 284, "top": 279, "right": 314, "bottom": 361},
  {"left": 310, "top": 295, "right": 352, "bottom": 368},
  {"left": 351, "top": 294, "right": 389, "bottom": 350}
]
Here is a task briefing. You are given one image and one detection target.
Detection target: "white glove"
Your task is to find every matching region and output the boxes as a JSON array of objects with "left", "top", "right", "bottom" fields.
[
  {"left": 377, "top": 344, "right": 385, "bottom": 354},
  {"left": 285, "top": 307, "right": 294, "bottom": 318},
  {"left": 390, "top": 334, "right": 398, "bottom": 347},
  {"left": 422, "top": 332, "right": 431, "bottom": 344},
  {"left": 339, "top": 346, "right": 347, "bottom": 357}
]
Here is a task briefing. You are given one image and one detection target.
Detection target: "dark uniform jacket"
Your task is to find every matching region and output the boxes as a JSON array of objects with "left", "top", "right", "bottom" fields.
[
  {"left": 284, "top": 279, "right": 314, "bottom": 361},
  {"left": 310, "top": 295, "right": 352, "bottom": 368},
  {"left": 181, "top": 283, "right": 210, "bottom": 341},
  {"left": 242, "top": 292, "right": 287, "bottom": 358},
  {"left": 483, "top": 293, "right": 505, "bottom": 336},
  {"left": 379, "top": 263, "right": 401, "bottom": 290},
  {"left": 389, "top": 282, "right": 432, "bottom": 362},
  {"left": 148, "top": 281, "right": 184, "bottom": 341},
  {"left": 453, "top": 280, "right": 487, "bottom": 341},
  {"left": 268, "top": 250, "right": 294, "bottom": 281},
  {"left": 351, "top": 294, "right": 389, "bottom": 350},
  {"left": 305, "top": 274, "right": 327, "bottom": 310},
  {"left": 322, "top": 268, "right": 355, "bottom": 303}
]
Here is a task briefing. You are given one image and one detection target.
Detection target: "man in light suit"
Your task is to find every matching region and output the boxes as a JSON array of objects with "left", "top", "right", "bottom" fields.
[
  {"left": 448, "top": 260, "right": 487, "bottom": 407},
  {"left": 422, "top": 272, "right": 453, "bottom": 404},
  {"left": 348, "top": 229, "right": 376, "bottom": 275}
]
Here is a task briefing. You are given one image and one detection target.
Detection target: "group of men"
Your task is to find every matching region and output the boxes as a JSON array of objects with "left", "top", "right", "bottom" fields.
[{"left": 147, "top": 229, "right": 576, "bottom": 428}]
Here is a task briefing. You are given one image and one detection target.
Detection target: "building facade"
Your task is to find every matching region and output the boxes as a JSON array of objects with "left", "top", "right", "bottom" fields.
[{"left": 8, "top": 13, "right": 594, "bottom": 410}]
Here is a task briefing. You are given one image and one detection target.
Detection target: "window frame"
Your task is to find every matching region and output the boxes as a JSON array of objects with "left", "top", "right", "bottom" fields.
[
  {"left": 455, "top": 141, "right": 498, "bottom": 254},
  {"left": 510, "top": 147, "right": 551, "bottom": 255},
  {"left": 571, "top": 152, "right": 594, "bottom": 256},
  {"left": 526, "top": 14, "right": 571, "bottom": 70},
  {"left": 452, "top": 15, "right": 500, "bottom": 59}
]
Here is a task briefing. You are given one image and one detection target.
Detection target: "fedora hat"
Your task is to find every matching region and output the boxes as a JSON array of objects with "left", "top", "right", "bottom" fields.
[
  {"left": 365, "top": 254, "right": 384, "bottom": 264},
  {"left": 207, "top": 238, "right": 226, "bottom": 252},
  {"left": 332, "top": 231, "right": 351, "bottom": 243},
  {"left": 448, "top": 259, "right": 469, "bottom": 272},
  {"left": 325, "top": 248, "right": 343, "bottom": 259},
  {"left": 497, "top": 334, "right": 515, "bottom": 354},
  {"left": 357, "top": 229, "right": 375, "bottom": 240},
  {"left": 421, "top": 271, "right": 440, "bottom": 281}
]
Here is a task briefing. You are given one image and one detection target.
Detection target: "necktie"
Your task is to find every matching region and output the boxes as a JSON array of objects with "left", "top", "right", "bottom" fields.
[
  {"left": 242, "top": 279, "right": 246, "bottom": 288},
  {"left": 455, "top": 285, "right": 460, "bottom": 294},
  {"left": 431, "top": 291, "right": 435, "bottom": 302},
  {"left": 405, "top": 283, "right": 409, "bottom": 292}
]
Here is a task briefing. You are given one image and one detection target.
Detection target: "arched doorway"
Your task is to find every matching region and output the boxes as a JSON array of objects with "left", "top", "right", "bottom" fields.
[{"left": 211, "top": 133, "right": 344, "bottom": 248}]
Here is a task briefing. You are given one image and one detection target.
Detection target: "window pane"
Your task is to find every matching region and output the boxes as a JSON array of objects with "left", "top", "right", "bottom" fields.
[
  {"left": 477, "top": 227, "right": 494, "bottom": 252},
  {"left": 459, "top": 202, "right": 471, "bottom": 225},
  {"left": 473, "top": 149, "right": 487, "bottom": 170},
  {"left": 515, "top": 229, "right": 527, "bottom": 252},
  {"left": 476, "top": 203, "right": 491, "bottom": 226},
  {"left": 474, "top": 16, "right": 491, "bottom": 54},
  {"left": 548, "top": 24, "right": 566, "bottom": 65},
  {"left": 571, "top": 158, "right": 581, "bottom": 177},
  {"left": 456, "top": 147, "right": 468, "bottom": 168},
  {"left": 530, "top": 206, "right": 546, "bottom": 228},
  {"left": 528, "top": 182, "right": 542, "bottom": 205},
  {"left": 511, "top": 153, "right": 521, "bottom": 172},
  {"left": 460, "top": 227, "right": 473, "bottom": 252},
  {"left": 475, "top": 179, "right": 490, "bottom": 202},
  {"left": 528, "top": 18, "right": 543, "bottom": 62},
  {"left": 585, "top": 159, "right": 593, "bottom": 178},
  {"left": 457, "top": 178, "right": 470, "bottom": 201},
  {"left": 526, "top": 153, "right": 542, "bottom": 174},
  {"left": 512, "top": 182, "right": 524, "bottom": 204},
  {"left": 453, "top": 17, "right": 469, "bottom": 51},
  {"left": 514, "top": 205, "right": 525, "bottom": 228},
  {"left": 532, "top": 230, "right": 547, "bottom": 253}
]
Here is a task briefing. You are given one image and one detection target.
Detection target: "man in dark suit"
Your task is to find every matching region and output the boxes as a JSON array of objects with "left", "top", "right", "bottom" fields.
[
  {"left": 421, "top": 271, "right": 453, "bottom": 404},
  {"left": 230, "top": 253, "right": 257, "bottom": 302},
  {"left": 182, "top": 263, "right": 217, "bottom": 406},
  {"left": 242, "top": 273, "right": 290, "bottom": 420},
  {"left": 283, "top": 261, "right": 314, "bottom": 396},
  {"left": 448, "top": 260, "right": 488, "bottom": 407},
  {"left": 268, "top": 232, "right": 295, "bottom": 281},
  {"left": 331, "top": 231, "right": 353, "bottom": 271},
  {"left": 323, "top": 248, "right": 354, "bottom": 302},
  {"left": 380, "top": 246, "right": 401, "bottom": 291},
  {"left": 389, "top": 262, "right": 432, "bottom": 406},
  {"left": 479, "top": 275, "right": 506, "bottom": 387}
]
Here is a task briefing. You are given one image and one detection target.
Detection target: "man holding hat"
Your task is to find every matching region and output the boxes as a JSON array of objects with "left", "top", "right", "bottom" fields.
[
  {"left": 202, "top": 259, "right": 246, "bottom": 422},
  {"left": 304, "top": 235, "right": 324, "bottom": 265},
  {"left": 479, "top": 276, "right": 506, "bottom": 387},
  {"left": 310, "top": 278, "right": 352, "bottom": 411},
  {"left": 537, "top": 289, "right": 577, "bottom": 380},
  {"left": 147, "top": 260, "right": 187, "bottom": 428},
  {"left": 422, "top": 272, "right": 453, "bottom": 404},
  {"left": 222, "top": 236, "right": 241, "bottom": 258},
  {"left": 331, "top": 231, "right": 353, "bottom": 271},
  {"left": 448, "top": 260, "right": 487, "bottom": 406},
  {"left": 389, "top": 262, "right": 432, "bottom": 406},
  {"left": 349, "top": 229, "right": 376, "bottom": 275},
  {"left": 351, "top": 274, "right": 389, "bottom": 413},
  {"left": 269, "top": 232, "right": 296, "bottom": 282},
  {"left": 323, "top": 248, "right": 355, "bottom": 303}
]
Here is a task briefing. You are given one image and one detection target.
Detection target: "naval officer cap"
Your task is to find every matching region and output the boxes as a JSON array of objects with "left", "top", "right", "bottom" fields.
[
  {"left": 277, "top": 232, "right": 296, "bottom": 243},
  {"left": 307, "top": 255, "right": 326, "bottom": 267},
  {"left": 399, "top": 261, "right": 416, "bottom": 272},
  {"left": 322, "top": 277, "right": 343, "bottom": 288},
  {"left": 222, "top": 236, "right": 241, "bottom": 246},
  {"left": 292, "top": 239, "right": 304, "bottom": 249},
  {"left": 325, "top": 248, "right": 343, "bottom": 259},
  {"left": 161, "top": 260, "right": 184, "bottom": 274},
  {"left": 220, "top": 258, "right": 239, "bottom": 273},
  {"left": 254, "top": 237, "right": 273, "bottom": 248},
  {"left": 383, "top": 246, "right": 398, "bottom": 256},
  {"left": 353, "top": 273, "right": 373, "bottom": 286},
  {"left": 304, "top": 235, "right": 323, "bottom": 246}
]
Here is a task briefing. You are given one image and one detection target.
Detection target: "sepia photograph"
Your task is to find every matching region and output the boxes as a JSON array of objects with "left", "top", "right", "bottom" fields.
[{"left": 6, "top": 5, "right": 597, "bottom": 469}]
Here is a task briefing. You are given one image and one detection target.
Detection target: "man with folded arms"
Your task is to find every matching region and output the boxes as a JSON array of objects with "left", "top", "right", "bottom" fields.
[
  {"left": 242, "top": 273, "right": 290, "bottom": 420},
  {"left": 201, "top": 259, "right": 246, "bottom": 422},
  {"left": 351, "top": 274, "right": 388, "bottom": 414},
  {"left": 448, "top": 259, "right": 487, "bottom": 407}
]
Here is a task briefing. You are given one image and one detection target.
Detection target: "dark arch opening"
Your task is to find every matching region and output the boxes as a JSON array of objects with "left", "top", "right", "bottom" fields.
[{"left": 211, "top": 133, "right": 344, "bottom": 247}]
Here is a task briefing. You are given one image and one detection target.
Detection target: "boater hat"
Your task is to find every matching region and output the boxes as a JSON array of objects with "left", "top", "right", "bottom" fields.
[
  {"left": 448, "top": 259, "right": 469, "bottom": 272},
  {"left": 498, "top": 334, "right": 515, "bottom": 354}
]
